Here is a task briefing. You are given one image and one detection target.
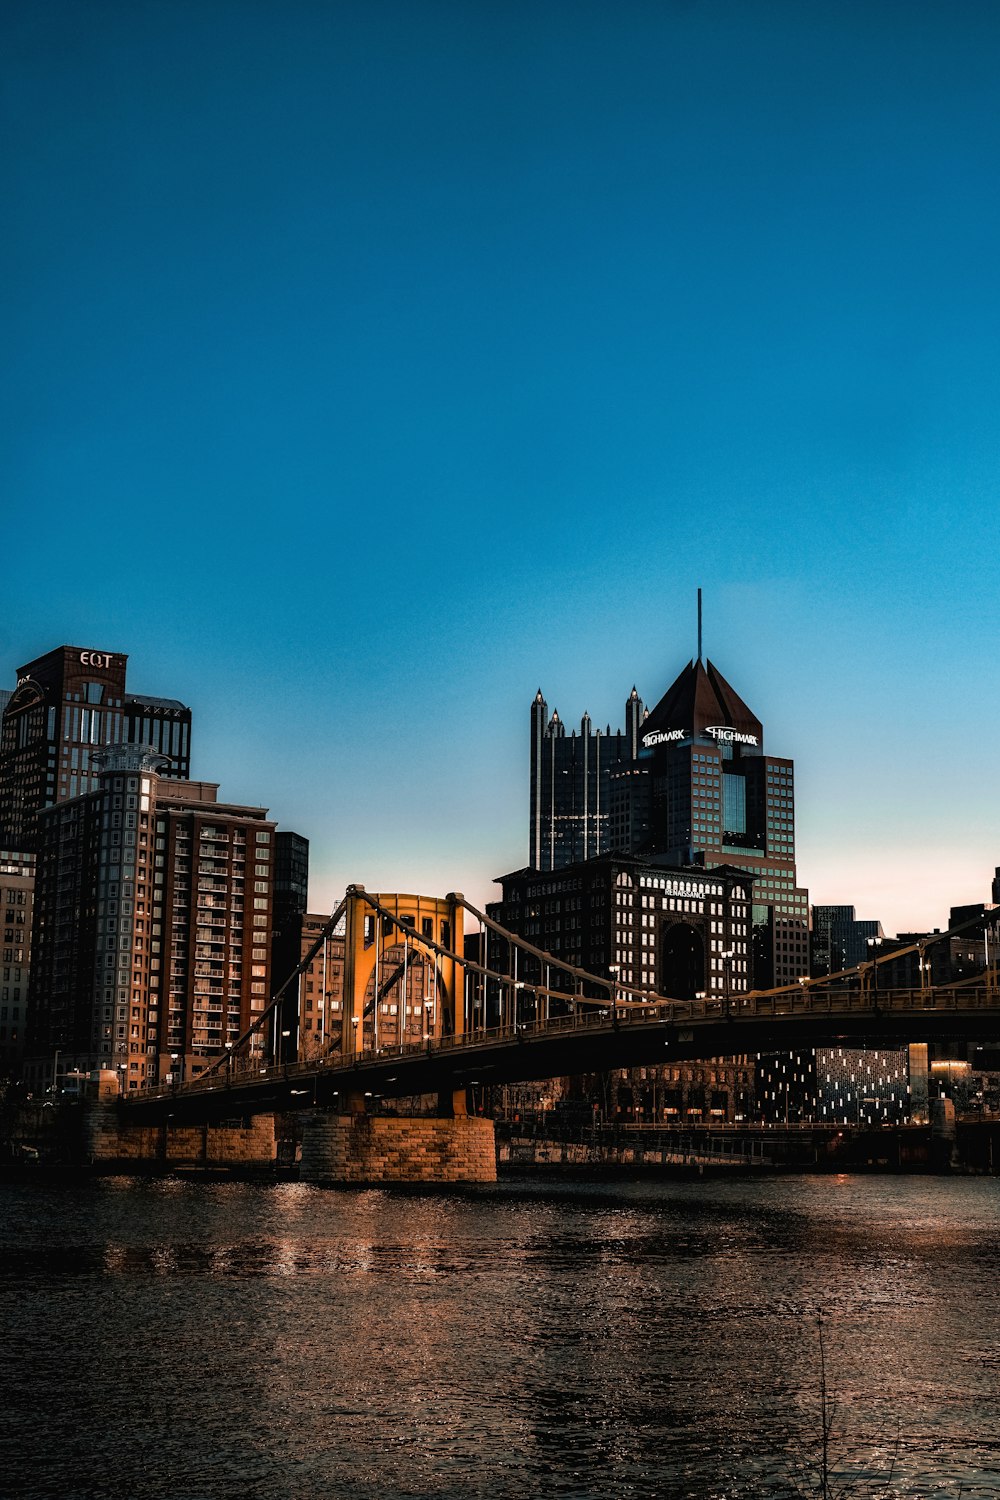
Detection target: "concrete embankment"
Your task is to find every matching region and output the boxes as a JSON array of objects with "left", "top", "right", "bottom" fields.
[{"left": 495, "top": 1121, "right": 1000, "bottom": 1175}]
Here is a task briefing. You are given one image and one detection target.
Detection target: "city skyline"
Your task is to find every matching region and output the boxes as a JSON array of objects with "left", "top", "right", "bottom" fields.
[{"left": 4, "top": 3, "right": 999, "bottom": 934}]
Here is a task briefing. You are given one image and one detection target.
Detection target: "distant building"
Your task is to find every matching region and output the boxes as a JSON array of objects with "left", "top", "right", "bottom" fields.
[
  {"left": 27, "top": 750, "right": 274, "bottom": 1092},
  {"left": 0, "top": 644, "right": 192, "bottom": 852},
  {"left": 0, "top": 848, "right": 34, "bottom": 1079},
  {"left": 490, "top": 853, "right": 753, "bottom": 1003},
  {"left": 810, "top": 905, "right": 884, "bottom": 977},
  {"left": 756, "top": 1046, "right": 912, "bottom": 1125},
  {"left": 271, "top": 908, "right": 437, "bottom": 1065},
  {"left": 270, "top": 832, "right": 311, "bottom": 1061}
]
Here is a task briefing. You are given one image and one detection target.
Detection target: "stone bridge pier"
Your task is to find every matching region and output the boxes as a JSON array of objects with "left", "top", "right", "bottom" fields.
[
  {"left": 300, "top": 1090, "right": 497, "bottom": 1185},
  {"left": 85, "top": 1080, "right": 277, "bottom": 1174},
  {"left": 86, "top": 1075, "right": 496, "bottom": 1183}
]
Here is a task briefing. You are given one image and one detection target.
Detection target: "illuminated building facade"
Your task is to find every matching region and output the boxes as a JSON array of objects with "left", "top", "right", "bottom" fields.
[
  {"left": 755, "top": 1046, "right": 912, "bottom": 1124},
  {"left": 27, "top": 750, "right": 274, "bottom": 1091},
  {"left": 490, "top": 854, "right": 753, "bottom": 1001}
]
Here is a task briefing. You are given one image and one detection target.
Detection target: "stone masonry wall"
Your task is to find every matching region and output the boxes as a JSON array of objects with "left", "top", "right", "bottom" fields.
[
  {"left": 300, "top": 1113, "right": 497, "bottom": 1185},
  {"left": 85, "top": 1100, "right": 276, "bottom": 1171}
]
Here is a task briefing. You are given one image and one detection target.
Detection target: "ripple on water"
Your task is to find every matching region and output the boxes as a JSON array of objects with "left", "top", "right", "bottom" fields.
[{"left": 2, "top": 1175, "right": 1000, "bottom": 1499}]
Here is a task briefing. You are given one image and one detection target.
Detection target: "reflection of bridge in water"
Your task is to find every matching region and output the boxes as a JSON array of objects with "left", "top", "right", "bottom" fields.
[{"left": 124, "top": 885, "right": 1000, "bottom": 1131}]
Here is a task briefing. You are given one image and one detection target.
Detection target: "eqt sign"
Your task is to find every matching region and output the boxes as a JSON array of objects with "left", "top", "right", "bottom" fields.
[{"left": 79, "top": 650, "right": 115, "bottom": 668}]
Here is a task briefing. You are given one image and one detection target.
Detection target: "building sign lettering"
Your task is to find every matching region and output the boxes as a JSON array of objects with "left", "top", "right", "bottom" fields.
[
  {"left": 706, "top": 725, "right": 758, "bottom": 746},
  {"left": 79, "top": 651, "right": 114, "bottom": 668},
  {"left": 642, "top": 728, "right": 686, "bottom": 747}
]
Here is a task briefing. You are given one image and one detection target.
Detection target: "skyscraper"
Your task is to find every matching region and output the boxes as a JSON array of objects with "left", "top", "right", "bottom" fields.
[
  {"left": 529, "top": 688, "right": 645, "bottom": 869},
  {"left": 527, "top": 654, "right": 808, "bottom": 990},
  {"left": 0, "top": 644, "right": 192, "bottom": 852}
]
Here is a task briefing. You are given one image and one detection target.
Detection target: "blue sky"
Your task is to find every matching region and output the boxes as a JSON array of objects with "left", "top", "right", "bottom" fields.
[{"left": 3, "top": 1, "right": 999, "bottom": 934}]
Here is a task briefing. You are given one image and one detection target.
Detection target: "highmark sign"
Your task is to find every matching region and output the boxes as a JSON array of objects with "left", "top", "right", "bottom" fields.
[
  {"left": 642, "top": 728, "right": 686, "bottom": 748},
  {"left": 641, "top": 724, "right": 759, "bottom": 749},
  {"left": 706, "top": 725, "right": 758, "bottom": 746}
]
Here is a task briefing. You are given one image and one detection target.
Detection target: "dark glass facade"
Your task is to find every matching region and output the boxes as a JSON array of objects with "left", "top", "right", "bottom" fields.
[
  {"left": 529, "top": 690, "right": 645, "bottom": 869},
  {"left": 810, "top": 905, "right": 884, "bottom": 976}
]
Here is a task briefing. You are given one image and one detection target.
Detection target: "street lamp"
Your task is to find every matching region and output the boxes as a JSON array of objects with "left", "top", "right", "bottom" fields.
[
  {"left": 721, "top": 950, "right": 734, "bottom": 1016},
  {"left": 170, "top": 1052, "right": 180, "bottom": 1093},
  {"left": 918, "top": 950, "right": 932, "bottom": 994},
  {"left": 868, "top": 936, "right": 882, "bottom": 1004}
]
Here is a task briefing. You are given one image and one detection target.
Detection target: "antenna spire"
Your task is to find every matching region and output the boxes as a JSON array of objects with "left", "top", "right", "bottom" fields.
[{"left": 697, "top": 587, "right": 703, "bottom": 664}]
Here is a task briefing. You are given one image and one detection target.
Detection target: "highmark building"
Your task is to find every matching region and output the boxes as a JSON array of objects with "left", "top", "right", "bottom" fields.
[{"left": 529, "top": 654, "right": 808, "bottom": 991}]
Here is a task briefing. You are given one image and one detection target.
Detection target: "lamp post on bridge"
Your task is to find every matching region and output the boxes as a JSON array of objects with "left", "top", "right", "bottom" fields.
[
  {"left": 721, "top": 950, "right": 734, "bottom": 1017},
  {"left": 918, "top": 944, "right": 932, "bottom": 994},
  {"left": 868, "top": 936, "right": 882, "bottom": 1008}
]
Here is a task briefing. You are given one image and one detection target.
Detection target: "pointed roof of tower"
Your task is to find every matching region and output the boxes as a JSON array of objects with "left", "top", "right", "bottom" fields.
[{"left": 639, "top": 659, "right": 762, "bottom": 748}]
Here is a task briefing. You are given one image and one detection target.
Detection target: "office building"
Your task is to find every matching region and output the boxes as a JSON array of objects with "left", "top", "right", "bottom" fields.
[
  {"left": 27, "top": 749, "right": 274, "bottom": 1092},
  {"left": 0, "top": 848, "right": 34, "bottom": 1078},
  {"left": 529, "top": 689, "right": 645, "bottom": 869},
  {"left": 528, "top": 655, "right": 808, "bottom": 990},
  {"left": 810, "top": 906, "right": 885, "bottom": 977},
  {"left": 0, "top": 644, "right": 192, "bottom": 852},
  {"left": 490, "top": 853, "right": 753, "bottom": 1001},
  {"left": 488, "top": 854, "right": 755, "bottom": 1119}
]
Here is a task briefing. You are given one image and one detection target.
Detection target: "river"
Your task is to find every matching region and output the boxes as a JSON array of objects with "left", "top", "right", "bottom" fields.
[{"left": 2, "top": 1174, "right": 999, "bottom": 1499}]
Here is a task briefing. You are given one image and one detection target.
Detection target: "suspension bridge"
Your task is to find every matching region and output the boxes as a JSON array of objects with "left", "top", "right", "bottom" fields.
[{"left": 122, "top": 884, "right": 1000, "bottom": 1129}]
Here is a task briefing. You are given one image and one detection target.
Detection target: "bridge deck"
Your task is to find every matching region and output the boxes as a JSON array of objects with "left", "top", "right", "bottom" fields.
[{"left": 124, "top": 985, "right": 1000, "bottom": 1125}]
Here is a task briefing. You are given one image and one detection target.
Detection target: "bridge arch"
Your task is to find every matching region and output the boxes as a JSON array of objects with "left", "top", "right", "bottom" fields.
[{"left": 342, "top": 889, "right": 464, "bottom": 1059}]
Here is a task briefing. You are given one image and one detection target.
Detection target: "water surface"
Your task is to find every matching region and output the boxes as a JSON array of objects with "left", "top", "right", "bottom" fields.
[{"left": 2, "top": 1174, "right": 999, "bottom": 1499}]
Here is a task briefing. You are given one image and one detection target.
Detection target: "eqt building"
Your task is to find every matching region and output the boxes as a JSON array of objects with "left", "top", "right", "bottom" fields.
[{"left": 528, "top": 652, "right": 808, "bottom": 991}]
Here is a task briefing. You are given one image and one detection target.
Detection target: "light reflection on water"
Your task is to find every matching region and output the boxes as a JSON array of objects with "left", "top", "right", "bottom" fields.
[{"left": 2, "top": 1175, "right": 1000, "bottom": 1499}]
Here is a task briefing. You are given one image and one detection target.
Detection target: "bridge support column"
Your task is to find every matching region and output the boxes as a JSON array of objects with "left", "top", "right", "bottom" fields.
[
  {"left": 84, "top": 1092, "right": 277, "bottom": 1174},
  {"left": 300, "top": 1110, "right": 496, "bottom": 1185}
]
